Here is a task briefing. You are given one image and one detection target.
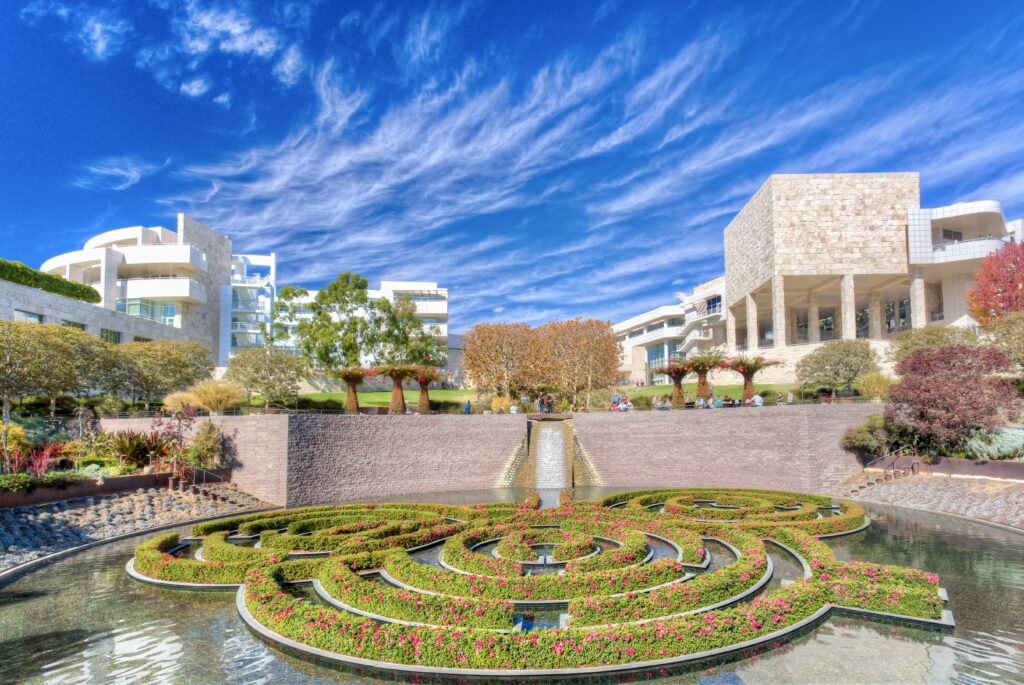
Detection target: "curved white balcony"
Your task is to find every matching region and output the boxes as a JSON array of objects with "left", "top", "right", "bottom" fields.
[
  {"left": 119, "top": 277, "right": 206, "bottom": 304},
  {"left": 117, "top": 244, "right": 207, "bottom": 272},
  {"left": 622, "top": 310, "right": 723, "bottom": 349},
  {"left": 929, "top": 237, "right": 1008, "bottom": 263}
]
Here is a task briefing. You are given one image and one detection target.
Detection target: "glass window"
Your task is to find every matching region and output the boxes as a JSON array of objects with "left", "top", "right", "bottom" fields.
[
  {"left": 627, "top": 329, "right": 643, "bottom": 338},
  {"left": 419, "top": 317, "right": 439, "bottom": 324},
  {"left": 667, "top": 318, "right": 685, "bottom": 327},
  {"left": 942, "top": 229, "right": 963, "bottom": 242},
  {"left": 100, "top": 328, "right": 122, "bottom": 344},
  {"left": 159, "top": 302, "right": 176, "bottom": 325},
  {"left": 14, "top": 310, "right": 42, "bottom": 323},
  {"left": 62, "top": 320, "right": 86, "bottom": 330},
  {"left": 705, "top": 296, "right": 722, "bottom": 314},
  {"left": 116, "top": 298, "right": 156, "bottom": 321},
  {"left": 133, "top": 336, "right": 152, "bottom": 342}
]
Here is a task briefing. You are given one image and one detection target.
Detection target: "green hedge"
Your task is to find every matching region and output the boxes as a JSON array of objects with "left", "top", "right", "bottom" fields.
[
  {"left": 0, "top": 471, "right": 86, "bottom": 493},
  {"left": 0, "top": 259, "right": 100, "bottom": 303}
]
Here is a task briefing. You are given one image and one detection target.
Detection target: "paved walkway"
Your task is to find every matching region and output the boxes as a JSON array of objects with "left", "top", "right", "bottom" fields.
[
  {"left": 850, "top": 474, "right": 1024, "bottom": 530},
  {"left": 0, "top": 483, "right": 269, "bottom": 573}
]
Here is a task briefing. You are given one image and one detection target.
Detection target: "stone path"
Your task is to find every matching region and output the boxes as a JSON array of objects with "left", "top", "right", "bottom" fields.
[
  {"left": 850, "top": 475, "right": 1024, "bottom": 530},
  {"left": 0, "top": 483, "right": 269, "bottom": 573}
]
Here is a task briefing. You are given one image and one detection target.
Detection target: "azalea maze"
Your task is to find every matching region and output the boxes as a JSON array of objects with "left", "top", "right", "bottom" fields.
[{"left": 126, "top": 489, "right": 953, "bottom": 677}]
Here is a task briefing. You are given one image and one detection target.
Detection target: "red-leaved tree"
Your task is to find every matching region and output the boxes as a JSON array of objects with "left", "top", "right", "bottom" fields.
[
  {"left": 886, "top": 345, "right": 1019, "bottom": 449},
  {"left": 967, "top": 242, "right": 1024, "bottom": 325}
]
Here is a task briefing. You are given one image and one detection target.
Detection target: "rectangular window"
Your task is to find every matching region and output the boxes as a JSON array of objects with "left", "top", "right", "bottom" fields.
[
  {"left": 62, "top": 320, "right": 86, "bottom": 330},
  {"left": 100, "top": 328, "right": 121, "bottom": 344},
  {"left": 116, "top": 298, "right": 157, "bottom": 321},
  {"left": 628, "top": 329, "right": 644, "bottom": 338},
  {"left": 14, "top": 310, "right": 42, "bottom": 323},
  {"left": 667, "top": 318, "right": 685, "bottom": 327},
  {"left": 705, "top": 296, "right": 722, "bottom": 315},
  {"left": 942, "top": 229, "right": 963, "bottom": 242},
  {"left": 419, "top": 317, "right": 439, "bottom": 324},
  {"left": 159, "top": 302, "right": 176, "bottom": 325},
  {"left": 133, "top": 336, "right": 152, "bottom": 342}
]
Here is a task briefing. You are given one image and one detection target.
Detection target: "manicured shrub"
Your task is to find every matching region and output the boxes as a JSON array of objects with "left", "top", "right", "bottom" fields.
[
  {"left": 0, "top": 258, "right": 101, "bottom": 303},
  {"left": 964, "top": 425, "right": 1024, "bottom": 460}
]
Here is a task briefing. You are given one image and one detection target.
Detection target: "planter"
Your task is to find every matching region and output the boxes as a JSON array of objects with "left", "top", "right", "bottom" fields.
[{"left": 0, "top": 468, "right": 232, "bottom": 508}]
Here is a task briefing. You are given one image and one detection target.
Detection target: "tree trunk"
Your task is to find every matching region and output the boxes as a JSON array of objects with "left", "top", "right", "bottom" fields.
[
  {"left": 1, "top": 397, "right": 10, "bottom": 474},
  {"left": 344, "top": 380, "right": 360, "bottom": 415},
  {"left": 389, "top": 376, "right": 406, "bottom": 414},
  {"left": 742, "top": 373, "right": 756, "bottom": 402},
  {"left": 696, "top": 372, "right": 710, "bottom": 402},
  {"left": 50, "top": 396, "right": 56, "bottom": 418},
  {"left": 418, "top": 382, "right": 430, "bottom": 414},
  {"left": 144, "top": 399, "right": 150, "bottom": 411},
  {"left": 671, "top": 377, "right": 684, "bottom": 407}
]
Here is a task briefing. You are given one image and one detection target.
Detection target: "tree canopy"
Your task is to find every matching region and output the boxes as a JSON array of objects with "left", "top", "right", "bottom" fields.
[
  {"left": 967, "top": 242, "right": 1024, "bottom": 324},
  {"left": 795, "top": 339, "right": 879, "bottom": 394},
  {"left": 226, "top": 346, "right": 306, "bottom": 409}
]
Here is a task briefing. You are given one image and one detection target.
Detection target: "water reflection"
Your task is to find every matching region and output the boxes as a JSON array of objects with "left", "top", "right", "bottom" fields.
[{"left": 0, "top": 491, "right": 1020, "bottom": 684}]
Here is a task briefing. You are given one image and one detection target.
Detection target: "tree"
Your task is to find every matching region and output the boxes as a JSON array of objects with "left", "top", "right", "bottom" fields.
[
  {"left": 968, "top": 242, "right": 1024, "bottom": 324},
  {"left": 462, "top": 323, "right": 540, "bottom": 397},
  {"left": 536, "top": 319, "right": 620, "bottom": 410},
  {"left": 0, "top": 322, "right": 50, "bottom": 472},
  {"left": 688, "top": 348, "right": 725, "bottom": 403},
  {"left": 652, "top": 359, "right": 692, "bottom": 408},
  {"left": 375, "top": 297, "right": 426, "bottom": 365},
  {"left": 294, "top": 273, "right": 374, "bottom": 414},
  {"left": 119, "top": 340, "right": 213, "bottom": 410},
  {"left": 262, "top": 284, "right": 308, "bottom": 346},
  {"left": 723, "top": 355, "right": 780, "bottom": 402},
  {"left": 29, "top": 325, "right": 77, "bottom": 417},
  {"left": 796, "top": 339, "right": 879, "bottom": 397},
  {"left": 226, "top": 346, "right": 307, "bottom": 410},
  {"left": 374, "top": 364, "right": 417, "bottom": 414},
  {"left": 414, "top": 366, "right": 442, "bottom": 414},
  {"left": 983, "top": 310, "right": 1024, "bottom": 369},
  {"left": 889, "top": 326, "right": 979, "bottom": 364},
  {"left": 887, "top": 345, "right": 1019, "bottom": 449}
]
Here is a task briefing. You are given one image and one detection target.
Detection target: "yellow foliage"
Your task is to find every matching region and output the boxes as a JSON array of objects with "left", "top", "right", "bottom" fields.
[
  {"left": 857, "top": 371, "right": 894, "bottom": 400},
  {"left": 163, "top": 391, "right": 199, "bottom": 412},
  {"left": 187, "top": 380, "right": 244, "bottom": 413}
]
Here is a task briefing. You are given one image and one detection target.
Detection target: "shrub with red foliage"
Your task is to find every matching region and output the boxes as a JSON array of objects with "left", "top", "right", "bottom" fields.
[{"left": 886, "top": 345, "right": 1020, "bottom": 448}]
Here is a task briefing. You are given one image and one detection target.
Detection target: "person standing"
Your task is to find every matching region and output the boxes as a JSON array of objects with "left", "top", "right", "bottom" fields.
[{"left": 463, "top": 400, "right": 471, "bottom": 415}]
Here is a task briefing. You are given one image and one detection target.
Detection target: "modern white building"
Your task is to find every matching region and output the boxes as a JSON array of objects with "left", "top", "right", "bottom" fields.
[{"left": 616, "top": 173, "right": 1023, "bottom": 384}]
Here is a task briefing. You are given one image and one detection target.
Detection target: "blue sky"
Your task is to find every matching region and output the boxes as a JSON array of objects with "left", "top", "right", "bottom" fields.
[{"left": 2, "top": 1, "right": 1023, "bottom": 331}]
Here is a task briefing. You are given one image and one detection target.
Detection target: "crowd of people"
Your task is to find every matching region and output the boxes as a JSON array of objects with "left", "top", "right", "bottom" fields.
[{"left": 461, "top": 388, "right": 796, "bottom": 415}]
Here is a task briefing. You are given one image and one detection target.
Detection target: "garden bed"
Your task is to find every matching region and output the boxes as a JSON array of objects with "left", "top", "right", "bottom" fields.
[{"left": 0, "top": 468, "right": 231, "bottom": 508}]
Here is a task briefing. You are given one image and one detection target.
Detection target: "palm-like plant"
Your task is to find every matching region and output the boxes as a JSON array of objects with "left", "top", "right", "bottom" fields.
[
  {"left": 723, "top": 355, "right": 780, "bottom": 402},
  {"left": 652, "top": 360, "right": 692, "bottom": 408},
  {"left": 337, "top": 367, "right": 369, "bottom": 414},
  {"left": 414, "top": 366, "right": 442, "bottom": 414},
  {"left": 687, "top": 349, "right": 726, "bottom": 403},
  {"left": 374, "top": 364, "right": 419, "bottom": 414}
]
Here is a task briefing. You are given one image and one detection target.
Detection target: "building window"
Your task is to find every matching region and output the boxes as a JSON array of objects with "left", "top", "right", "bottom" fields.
[
  {"left": 159, "top": 302, "right": 176, "bottom": 325},
  {"left": 627, "top": 329, "right": 644, "bottom": 339},
  {"left": 407, "top": 294, "right": 443, "bottom": 302},
  {"left": 133, "top": 336, "right": 152, "bottom": 342},
  {"left": 419, "top": 317, "right": 439, "bottom": 325},
  {"left": 667, "top": 318, "right": 685, "bottom": 327},
  {"left": 100, "top": 328, "right": 122, "bottom": 344},
  {"left": 62, "top": 320, "right": 86, "bottom": 330},
  {"left": 705, "top": 296, "right": 722, "bottom": 315},
  {"left": 116, "top": 298, "right": 157, "bottom": 322},
  {"left": 14, "top": 310, "right": 42, "bottom": 323},
  {"left": 942, "top": 229, "right": 963, "bottom": 242}
]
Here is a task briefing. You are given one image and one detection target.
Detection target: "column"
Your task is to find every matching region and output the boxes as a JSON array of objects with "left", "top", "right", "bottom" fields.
[
  {"left": 745, "top": 293, "right": 758, "bottom": 351},
  {"left": 840, "top": 274, "right": 856, "bottom": 340},
  {"left": 725, "top": 307, "right": 737, "bottom": 353},
  {"left": 868, "top": 291, "right": 882, "bottom": 339},
  {"left": 788, "top": 307, "right": 799, "bottom": 344},
  {"left": 910, "top": 269, "right": 926, "bottom": 328},
  {"left": 808, "top": 293, "right": 820, "bottom": 343},
  {"left": 772, "top": 274, "right": 786, "bottom": 347}
]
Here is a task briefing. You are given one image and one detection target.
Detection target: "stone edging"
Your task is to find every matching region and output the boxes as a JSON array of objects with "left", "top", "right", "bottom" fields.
[
  {"left": 841, "top": 495, "right": 1024, "bottom": 536},
  {"left": 0, "top": 506, "right": 278, "bottom": 590}
]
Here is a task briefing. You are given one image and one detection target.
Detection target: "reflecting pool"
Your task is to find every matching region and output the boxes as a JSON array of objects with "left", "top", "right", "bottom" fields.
[{"left": 0, "top": 488, "right": 1021, "bottom": 684}]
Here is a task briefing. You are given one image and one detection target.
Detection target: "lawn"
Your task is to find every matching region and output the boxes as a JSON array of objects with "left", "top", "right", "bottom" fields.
[{"left": 617, "top": 382, "right": 805, "bottom": 402}]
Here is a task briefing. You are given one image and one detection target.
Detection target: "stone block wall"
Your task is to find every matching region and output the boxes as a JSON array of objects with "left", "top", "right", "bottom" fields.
[
  {"left": 573, "top": 404, "right": 877, "bottom": 494},
  {"left": 724, "top": 178, "right": 776, "bottom": 305}
]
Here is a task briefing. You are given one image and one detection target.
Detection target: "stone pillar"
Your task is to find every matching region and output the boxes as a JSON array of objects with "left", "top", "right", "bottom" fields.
[
  {"left": 910, "top": 269, "right": 926, "bottom": 329},
  {"left": 868, "top": 291, "right": 882, "bottom": 339},
  {"left": 725, "top": 307, "right": 737, "bottom": 352},
  {"left": 772, "top": 274, "right": 786, "bottom": 348},
  {"left": 808, "top": 293, "right": 820, "bottom": 343},
  {"left": 789, "top": 308, "right": 799, "bottom": 344},
  {"left": 840, "top": 274, "right": 856, "bottom": 340},
  {"left": 745, "top": 294, "right": 758, "bottom": 351}
]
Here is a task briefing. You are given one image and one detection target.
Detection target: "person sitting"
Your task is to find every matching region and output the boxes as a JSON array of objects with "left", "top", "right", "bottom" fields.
[
  {"left": 695, "top": 397, "right": 705, "bottom": 409},
  {"left": 510, "top": 404, "right": 519, "bottom": 414},
  {"left": 752, "top": 393, "right": 764, "bottom": 407}
]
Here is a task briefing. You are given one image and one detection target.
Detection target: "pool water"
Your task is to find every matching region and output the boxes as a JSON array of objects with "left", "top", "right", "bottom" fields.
[{"left": 0, "top": 488, "right": 1021, "bottom": 684}]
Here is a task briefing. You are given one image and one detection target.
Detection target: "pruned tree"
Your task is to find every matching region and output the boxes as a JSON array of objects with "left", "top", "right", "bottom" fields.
[
  {"left": 374, "top": 364, "right": 418, "bottom": 414},
  {"left": 0, "top": 321, "right": 50, "bottom": 472},
  {"left": 796, "top": 339, "right": 879, "bottom": 398},
  {"left": 723, "top": 355, "right": 780, "bottom": 402},
  {"left": 120, "top": 340, "right": 213, "bottom": 410},
  {"left": 889, "top": 326, "right": 979, "bottom": 364},
  {"left": 652, "top": 359, "right": 692, "bottom": 408},
  {"left": 536, "top": 318, "right": 620, "bottom": 410},
  {"left": 968, "top": 242, "right": 1024, "bottom": 324},
  {"left": 227, "top": 346, "right": 307, "bottom": 410},
  {"left": 462, "top": 323, "right": 540, "bottom": 397},
  {"left": 688, "top": 348, "right": 725, "bottom": 403},
  {"left": 30, "top": 324, "right": 77, "bottom": 417},
  {"left": 887, "top": 345, "right": 1019, "bottom": 449},
  {"left": 983, "top": 310, "right": 1024, "bottom": 369},
  {"left": 413, "top": 366, "right": 442, "bottom": 414},
  {"left": 263, "top": 284, "right": 308, "bottom": 346}
]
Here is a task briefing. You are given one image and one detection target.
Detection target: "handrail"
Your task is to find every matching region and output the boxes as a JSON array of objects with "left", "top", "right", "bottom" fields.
[{"left": 190, "top": 466, "right": 225, "bottom": 486}]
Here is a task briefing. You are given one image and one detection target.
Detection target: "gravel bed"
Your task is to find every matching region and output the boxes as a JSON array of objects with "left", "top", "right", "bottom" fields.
[
  {"left": 0, "top": 484, "right": 269, "bottom": 572},
  {"left": 850, "top": 474, "right": 1024, "bottom": 530}
]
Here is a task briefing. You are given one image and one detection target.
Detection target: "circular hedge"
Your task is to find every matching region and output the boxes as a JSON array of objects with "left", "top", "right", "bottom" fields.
[{"left": 128, "top": 488, "right": 950, "bottom": 676}]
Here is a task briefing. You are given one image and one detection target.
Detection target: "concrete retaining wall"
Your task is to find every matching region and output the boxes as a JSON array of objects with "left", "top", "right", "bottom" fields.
[{"left": 573, "top": 404, "right": 878, "bottom": 494}]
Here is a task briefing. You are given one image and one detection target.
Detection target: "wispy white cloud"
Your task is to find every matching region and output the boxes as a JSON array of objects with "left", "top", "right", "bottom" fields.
[
  {"left": 180, "top": 75, "right": 212, "bottom": 97},
  {"left": 403, "top": 3, "right": 469, "bottom": 67},
  {"left": 593, "top": 0, "right": 622, "bottom": 24},
  {"left": 212, "top": 91, "right": 232, "bottom": 108},
  {"left": 175, "top": 2, "right": 279, "bottom": 57},
  {"left": 72, "top": 156, "right": 164, "bottom": 191},
  {"left": 21, "top": 1, "right": 131, "bottom": 60},
  {"left": 273, "top": 44, "right": 304, "bottom": 86}
]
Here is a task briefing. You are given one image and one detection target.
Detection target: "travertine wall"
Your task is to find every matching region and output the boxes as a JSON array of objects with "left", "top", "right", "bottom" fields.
[
  {"left": 574, "top": 404, "right": 877, "bottom": 494},
  {"left": 0, "top": 280, "right": 194, "bottom": 344},
  {"left": 724, "top": 178, "right": 776, "bottom": 306},
  {"left": 177, "top": 214, "right": 232, "bottom": 360}
]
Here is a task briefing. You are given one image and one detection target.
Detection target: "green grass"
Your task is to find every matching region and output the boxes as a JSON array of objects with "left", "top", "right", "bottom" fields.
[
  {"left": 617, "top": 382, "right": 804, "bottom": 402},
  {"left": 283, "top": 389, "right": 474, "bottom": 408}
]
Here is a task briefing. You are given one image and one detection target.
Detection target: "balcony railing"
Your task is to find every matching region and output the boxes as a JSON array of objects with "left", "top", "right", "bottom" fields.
[
  {"left": 232, "top": 275, "right": 270, "bottom": 286},
  {"left": 930, "top": 311, "right": 945, "bottom": 322}
]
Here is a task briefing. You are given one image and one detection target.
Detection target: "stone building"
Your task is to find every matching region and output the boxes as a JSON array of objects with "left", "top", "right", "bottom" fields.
[{"left": 615, "top": 172, "right": 1023, "bottom": 384}]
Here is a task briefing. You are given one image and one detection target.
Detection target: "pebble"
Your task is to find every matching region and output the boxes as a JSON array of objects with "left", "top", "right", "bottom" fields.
[{"left": 0, "top": 485, "right": 267, "bottom": 573}]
